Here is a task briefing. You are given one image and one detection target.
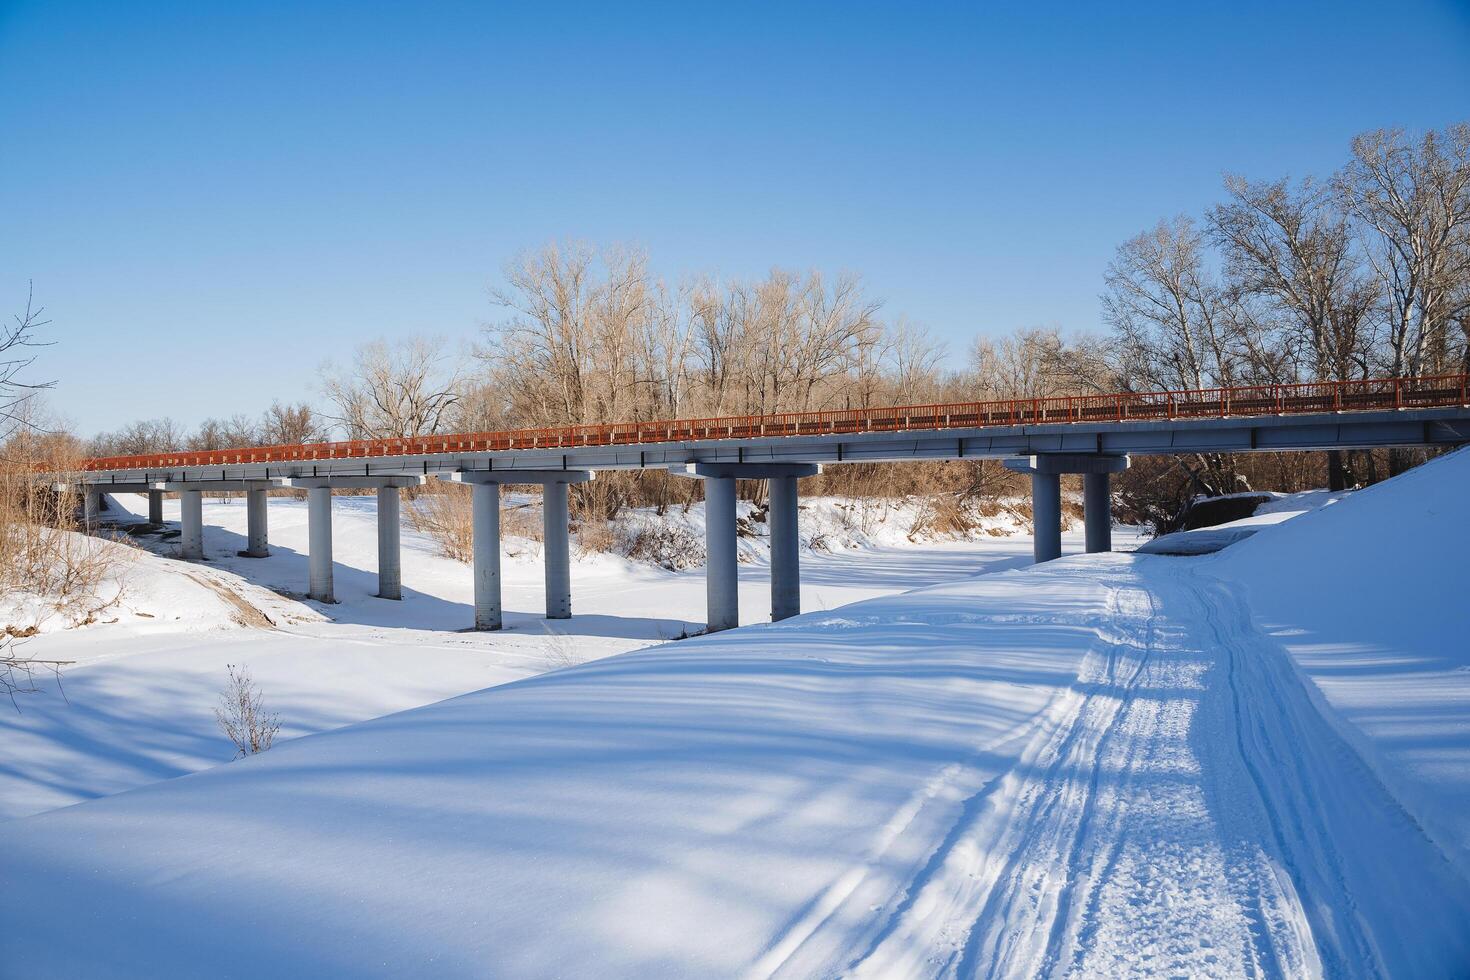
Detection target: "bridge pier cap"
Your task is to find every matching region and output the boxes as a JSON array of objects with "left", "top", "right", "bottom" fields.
[
  {"left": 1003, "top": 454, "right": 1130, "bottom": 476},
  {"left": 444, "top": 470, "right": 594, "bottom": 486},
  {"left": 672, "top": 462, "right": 821, "bottom": 480}
]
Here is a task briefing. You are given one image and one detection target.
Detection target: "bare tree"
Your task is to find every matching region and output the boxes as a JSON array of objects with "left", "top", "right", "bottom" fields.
[
  {"left": 320, "top": 336, "right": 464, "bottom": 440},
  {"left": 1211, "top": 175, "right": 1378, "bottom": 487},
  {"left": 89, "top": 417, "right": 186, "bottom": 458},
  {"left": 0, "top": 284, "right": 54, "bottom": 440},
  {"left": 1337, "top": 125, "right": 1470, "bottom": 380},
  {"left": 190, "top": 413, "right": 260, "bottom": 451},
  {"left": 1103, "top": 216, "right": 1242, "bottom": 392},
  {"left": 259, "top": 401, "right": 328, "bottom": 445}
]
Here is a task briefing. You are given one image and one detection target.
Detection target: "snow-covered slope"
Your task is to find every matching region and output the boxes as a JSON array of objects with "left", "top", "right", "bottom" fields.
[
  {"left": 3, "top": 454, "right": 1468, "bottom": 977},
  {"left": 1211, "top": 445, "right": 1470, "bottom": 878}
]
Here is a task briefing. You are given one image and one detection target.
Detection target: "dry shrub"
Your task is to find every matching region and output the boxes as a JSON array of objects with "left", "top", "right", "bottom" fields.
[
  {"left": 404, "top": 482, "right": 473, "bottom": 562},
  {"left": 405, "top": 482, "right": 549, "bottom": 564},
  {"left": 500, "top": 499, "right": 543, "bottom": 543},
  {"left": 575, "top": 517, "right": 617, "bottom": 555},
  {"left": 616, "top": 518, "right": 704, "bottom": 569},
  {"left": 908, "top": 493, "right": 976, "bottom": 540},
  {"left": 214, "top": 663, "right": 282, "bottom": 758},
  {"left": 0, "top": 436, "right": 132, "bottom": 631}
]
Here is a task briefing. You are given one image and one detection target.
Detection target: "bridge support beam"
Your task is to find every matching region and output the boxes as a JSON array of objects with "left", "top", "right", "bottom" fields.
[
  {"left": 307, "top": 487, "right": 334, "bottom": 602},
  {"left": 1083, "top": 472, "right": 1112, "bottom": 554},
  {"left": 179, "top": 489, "right": 204, "bottom": 559},
  {"left": 244, "top": 488, "right": 269, "bottom": 558},
  {"left": 148, "top": 489, "right": 164, "bottom": 526},
  {"left": 377, "top": 486, "right": 401, "bottom": 600},
  {"left": 675, "top": 462, "right": 819, "bottom": 633},
  {"left": 1005, "top": 454, "right": 1130, "bottom": 565}
]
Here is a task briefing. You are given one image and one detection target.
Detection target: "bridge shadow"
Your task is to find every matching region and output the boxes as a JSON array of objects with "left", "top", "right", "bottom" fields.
[{"left": 119, "top": 509, "right": 701, "bottom": 641}]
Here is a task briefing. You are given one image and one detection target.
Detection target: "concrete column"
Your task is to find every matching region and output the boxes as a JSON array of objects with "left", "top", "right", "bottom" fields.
[
  {"left": 769, "top": 475, "right": 800, "bottom": 622},
  {"left": 1031, "top": 472, "right": 1062, "bottom": 564},
  {"left": 377, "top": 485, "right": 401, "bottom": 600},
  {"left": 1083, "top": 472, "right": 1112, "bottom": 554},
  {"left": 82, "top": 487, "right": 100, "bottom": 528},
  {"left": 147, "top": 489, "right": 164, "bottom": 526},
  {"left": 244, "top": 488, "right": 269, "bottom": 557},
  {"left": 542, "top": 480, "right": 571, "bottom": 619},
  {"left": 307, "top": 486, "right": 334, "bottom": 603},
  {"left": 704, "top": 476, "right": 738, "bottom": 632},
  {"left": 180, "top": 490, "right": 204, "bottom": 560},
  {"left": 472, "top": 480, "right": 502, "bottom": 630}
]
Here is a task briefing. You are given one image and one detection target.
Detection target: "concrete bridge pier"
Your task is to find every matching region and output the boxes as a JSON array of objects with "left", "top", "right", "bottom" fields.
[
  {"left": 377, "top": 486, "right": 401, "bottom": 600},
  {"left": 704, "top": 475, "right": 738, "bottom": 632},
  {"left": 1006, "top": 454, "right": 1129, "bottom": 564},
  {"left": 768, "top": 475, "right": 801, "bottom": 622},
  {"left": 542, "top": 481, "right": 570, "bottom": 618},
  {"left": 307, "top": 487, "right": 334, "bottom": 602},
  {"left": 179, "top": 489, "right": 204, "bottom": 559},
  {"left": 537, "top": 474, "right": 593, "bottom": 619},
  {"left": 1030, "top": 472, "right": 1063, "bottom": 563},
  {"left": 148, "top": 489, "right": 164, "bottom": 526},
  {"left": 471, "top": 481, "right": 501, "bottom": 628},
  {"left": 678, "top": 463, "right": 818, "bottom": 633},
  {"left": 244, "top": 488, "right": 269, "bottom": 558},
  {"left": 1083, "top": 472, "right": 1113, "bottom": 554}
]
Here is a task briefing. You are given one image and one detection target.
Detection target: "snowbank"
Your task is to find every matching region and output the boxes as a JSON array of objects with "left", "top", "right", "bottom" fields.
[{"left": 1211, "top": 446, "right": 1470, "bottom": 875}]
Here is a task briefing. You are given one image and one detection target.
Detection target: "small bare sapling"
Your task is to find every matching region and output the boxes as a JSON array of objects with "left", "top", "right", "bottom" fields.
[{"left": 214, "top": 663, "right": 282, "bottom": 758}]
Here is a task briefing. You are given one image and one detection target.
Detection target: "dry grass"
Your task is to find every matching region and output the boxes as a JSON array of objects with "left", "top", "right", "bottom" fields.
[{"left": 0, "top": 441, "right": 133, "bottom": 631}]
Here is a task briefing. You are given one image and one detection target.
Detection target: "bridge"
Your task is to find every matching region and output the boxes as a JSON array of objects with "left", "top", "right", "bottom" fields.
[{"left": 68, "top": 374, "right": 1470, "bottom": 633}]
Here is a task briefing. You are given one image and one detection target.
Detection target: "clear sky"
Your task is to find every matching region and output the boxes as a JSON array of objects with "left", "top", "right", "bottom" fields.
[{"left": 3, "top": 0, "right": 1468, "bottom": 436}]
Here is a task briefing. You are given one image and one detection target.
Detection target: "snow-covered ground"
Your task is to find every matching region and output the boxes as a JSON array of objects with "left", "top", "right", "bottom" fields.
[
  {"left": 0, "top": 491, "right": 1130, "bottom": 821},
  {"left": 4, "top": 455, "right": 1468, "bottom": 977}
]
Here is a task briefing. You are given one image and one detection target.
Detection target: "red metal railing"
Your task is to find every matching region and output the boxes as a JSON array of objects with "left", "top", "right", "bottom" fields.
[{"left": 82, "top": 372, "right": 1470, "bottom": 473}]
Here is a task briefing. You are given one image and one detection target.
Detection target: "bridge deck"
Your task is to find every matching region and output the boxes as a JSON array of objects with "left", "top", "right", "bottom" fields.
[{"left": 79, "top": 374, "right": 1470, "bottom": 484}]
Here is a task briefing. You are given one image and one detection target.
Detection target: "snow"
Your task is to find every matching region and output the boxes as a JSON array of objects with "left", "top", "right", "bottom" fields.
[
  {"left": 1213, "top": 447, "right": 1470, "bottom": 879},
  {"left": 0, "top": 490, "right": 1126, "bottom": 821},
  {"left": 3, "top": 460, "right": 1467, "bottom": 977}
]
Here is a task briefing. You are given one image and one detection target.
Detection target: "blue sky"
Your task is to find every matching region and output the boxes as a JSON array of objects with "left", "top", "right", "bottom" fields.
[{"left": 2, "top": 1, "right": 1468, "bottom": 436}]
